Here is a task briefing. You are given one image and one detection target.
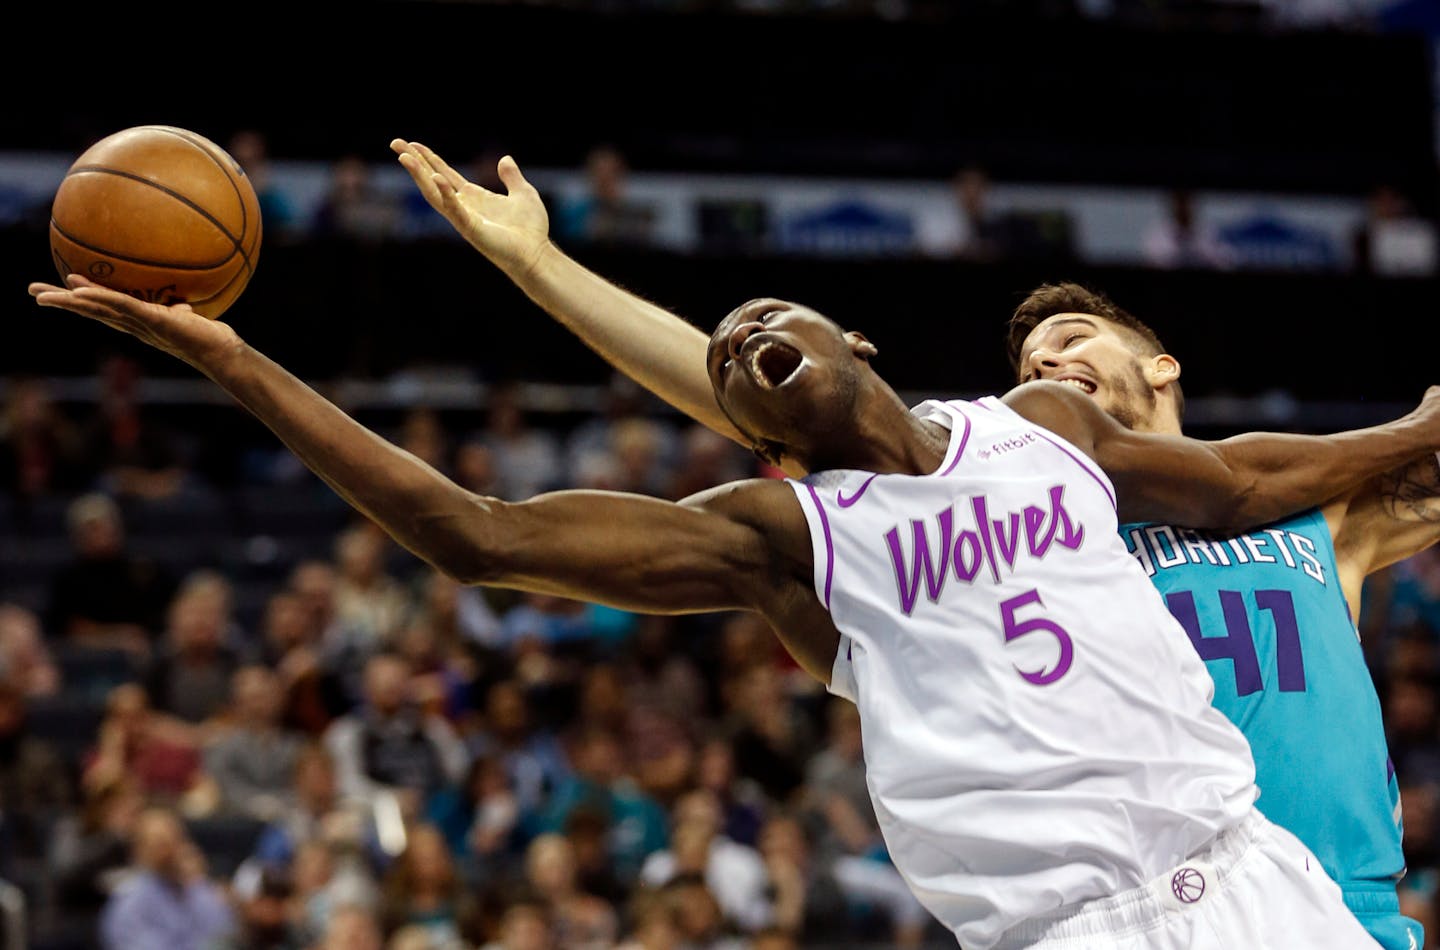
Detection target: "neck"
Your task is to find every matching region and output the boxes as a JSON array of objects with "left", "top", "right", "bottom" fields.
[{"left": 800, "top": 385, "right": 948, "bottom": 475}]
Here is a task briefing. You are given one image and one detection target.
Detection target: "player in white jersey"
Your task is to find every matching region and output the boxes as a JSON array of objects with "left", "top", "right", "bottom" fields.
[{"left": 29, "top": 276, "right": 1440, "bottom": 947}]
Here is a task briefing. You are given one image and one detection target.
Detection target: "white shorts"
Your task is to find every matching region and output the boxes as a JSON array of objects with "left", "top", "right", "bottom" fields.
[{"left": 989, "top": 810, "right": 1381, "bottom": 949}]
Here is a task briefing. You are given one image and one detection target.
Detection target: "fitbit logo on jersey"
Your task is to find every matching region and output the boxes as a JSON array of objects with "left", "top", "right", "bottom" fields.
[
  {"left": 976, "top": 431, "right": 1038, "bottom": 460},
  {"left": 886, "top": 485, "right": 1085, "bottom": 614}
]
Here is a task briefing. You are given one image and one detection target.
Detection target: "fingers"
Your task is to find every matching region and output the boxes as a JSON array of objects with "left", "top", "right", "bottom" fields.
[
  {"left": 409, "top": 141, "right": 471, "bottom": 194},
  {"left": 497, "top": 155, "right": 534, "bottom": 198}
]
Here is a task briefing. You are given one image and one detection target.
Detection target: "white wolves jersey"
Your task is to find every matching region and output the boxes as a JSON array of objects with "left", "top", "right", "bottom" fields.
[{"left": 791, "top": 396, "right": 1260, "bottom": 950}]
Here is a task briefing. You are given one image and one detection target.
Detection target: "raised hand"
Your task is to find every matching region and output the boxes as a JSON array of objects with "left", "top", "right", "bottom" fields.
[
  {"left": 28, "top": 275, "right": 243, "bottom": 374},
  {"left": 391, "top": 139, "right": 551, "bottom": 279}
]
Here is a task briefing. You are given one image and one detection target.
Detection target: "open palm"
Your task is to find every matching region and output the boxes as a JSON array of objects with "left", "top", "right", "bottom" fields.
[{"left": 392, "top": 139, "right": 550, "bottom": 279}]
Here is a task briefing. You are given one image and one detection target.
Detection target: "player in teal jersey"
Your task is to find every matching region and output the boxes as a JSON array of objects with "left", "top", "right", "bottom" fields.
[
  {"left": 393, "top": 142, "right": 1440, "bottom": 949},
  {"left": 1004, "top": 282, "right": 1438, "bottom": 950}
]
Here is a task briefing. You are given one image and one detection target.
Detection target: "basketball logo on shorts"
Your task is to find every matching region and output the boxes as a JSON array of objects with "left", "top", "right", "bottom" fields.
[{"left": 1170, "top": 867, "right": 1206, "bottom": 904}]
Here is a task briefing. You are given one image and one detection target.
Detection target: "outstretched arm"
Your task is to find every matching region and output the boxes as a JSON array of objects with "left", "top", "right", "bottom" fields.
[
  {"left": 26, "top": 279, "right": 836, "bottom": 672},
  {"left": 391, "top": 140, "right": 750, "bottom": 451},
  {"left": 1005, "top": 379, "right": 1440, "bottom": 532}
]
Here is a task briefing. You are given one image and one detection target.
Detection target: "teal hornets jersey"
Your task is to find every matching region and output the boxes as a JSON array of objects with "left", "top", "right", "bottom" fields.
[{"left": 1121, "top": 509, "right": 1413, "bottom": 935}]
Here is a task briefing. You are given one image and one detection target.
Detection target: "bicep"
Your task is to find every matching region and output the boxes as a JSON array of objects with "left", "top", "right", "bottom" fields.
[{"left": 472, "top": 486, "right": 798, "bottom": 615}]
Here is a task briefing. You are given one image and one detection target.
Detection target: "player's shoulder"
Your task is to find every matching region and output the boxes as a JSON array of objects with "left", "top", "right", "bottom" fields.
[{"left": 999, "top": 380, "right": 1106, "bottom": 443}]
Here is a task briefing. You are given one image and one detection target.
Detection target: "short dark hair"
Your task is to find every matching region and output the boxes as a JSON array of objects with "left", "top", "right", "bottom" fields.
[
  {"left": 1006, "top": 283, "right": 1167, "bottom": 373},
  {"left": 1005, "top": 282, "right": 1182, "bottom": 418}
]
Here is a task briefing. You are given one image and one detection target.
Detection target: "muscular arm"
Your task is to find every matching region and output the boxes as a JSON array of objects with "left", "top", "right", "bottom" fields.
[
  {"left": 391, "top": 141, "right": 755, "bottom": 452},
  {"left": 1005, "top": 380, "right": 1440, "bottom": 533},
  {"left": 29, "top": 278, "right": 843, "bottom": 681}
]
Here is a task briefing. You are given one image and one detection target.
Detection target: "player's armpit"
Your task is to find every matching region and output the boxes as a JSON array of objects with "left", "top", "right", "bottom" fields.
[
  {"left": 1330, "top": 456, "right": 1440, "bottom": 580},
  {"left": 1379, "top": 452, "right": 1440, "bottom": 524}
]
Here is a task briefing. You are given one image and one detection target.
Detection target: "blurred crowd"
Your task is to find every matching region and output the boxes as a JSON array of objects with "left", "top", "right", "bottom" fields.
[
  {"left": 1, "top": 349, "right": 1438, "bottom": 950},
  {"left": 0, "top": 363, "right": 956, "bottom": 950}
]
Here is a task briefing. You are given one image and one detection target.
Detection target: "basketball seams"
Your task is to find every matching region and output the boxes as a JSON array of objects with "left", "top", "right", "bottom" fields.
[
  {"left": 62, "top": 165, "right": 248, "bottom": 254},
  {"left": 49, "top": 125, "right": 261, "bottom": 318},
  {"left": 151, "top": 126, "right": 261, "bottom": 270}
]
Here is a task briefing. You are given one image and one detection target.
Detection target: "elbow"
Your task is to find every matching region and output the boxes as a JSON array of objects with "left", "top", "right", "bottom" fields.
[
  {"left": 1203, "top": 479, "right": 1264, "bottom": 533},
  {"left": 409, "top": 494, "right": 511, "bottom": 587}
]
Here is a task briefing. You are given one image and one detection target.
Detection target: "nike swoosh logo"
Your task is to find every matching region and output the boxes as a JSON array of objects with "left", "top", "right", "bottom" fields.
[{"left": 837, "top": 474, "right": 878, "bottom": 507}]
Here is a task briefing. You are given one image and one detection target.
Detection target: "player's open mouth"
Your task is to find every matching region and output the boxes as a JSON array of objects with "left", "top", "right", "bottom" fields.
[{"left": 746, "top": 339, "right": 804, "bottom": 390}]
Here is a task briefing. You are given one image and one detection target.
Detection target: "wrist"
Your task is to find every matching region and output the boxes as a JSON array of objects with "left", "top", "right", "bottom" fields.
[{"left": 515, "top": 239, "right": 560, "bottom": 286}]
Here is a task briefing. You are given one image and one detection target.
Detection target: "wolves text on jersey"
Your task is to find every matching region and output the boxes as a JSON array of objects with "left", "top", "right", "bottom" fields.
[{"left": 886, "top": 485, "right": 1085, "bottom": 615}]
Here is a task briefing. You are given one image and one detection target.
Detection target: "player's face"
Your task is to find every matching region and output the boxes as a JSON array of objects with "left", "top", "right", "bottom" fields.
[
  {"left": 1015, "top": 312, "right": 1161, "bottom": 432},
  {"left": 706, "top": 298, "right": 861, "bottom": 450}
]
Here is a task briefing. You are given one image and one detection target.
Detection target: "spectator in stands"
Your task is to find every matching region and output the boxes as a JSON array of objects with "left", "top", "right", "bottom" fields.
[
  {"left": 98, "top": 804, "right": 235, "bottom": 950},
  {"left": 47, "top": 774, "right": 146, "bottom": 934},
  {"left": 614, "top": 886, "right": 680, "bottom": 950},
  {"left": 203, "top": 665, "right": 306, "bottom": 822},
  {"left": 254, "top": 588, "right": 350, "bottom": 737},
  {"left": 210, "top": 862, "right": 309, "bottom": 950},
  {"left": 478, "top": 893, "right": 558, "bottom": 950},
  {"left": 521, "top": 832, "right": 618, "bottom": 949},
  {"left": 690, "top": 732, "right": 767, "bottom": 850},
  {"left": 250, "top": 742, "right": 354, "bottom": 868},
  {"left": 285, "top": 836, "right": 378, "bottom": 947},
  {"left": 425, "top": 751, "right": 521, "bottom": 886},
  {"left": 555, "top": 144, "right": 658, "bottom": 248},
  {"left": 565, "top": 374, "right": 681, "bottom": 491},
  {"left": 1142, "top": 188, "right": 1235, "bottom": 270},
  {"left": 536, "top": 723, "right": 668, "bottom": 888},
  {"left": 393, "top": 406, "right": 451, "bottom": 475},
  {"left": 286, "top": 558, "right": 372, "bottom": 711},
  {"left": 0, "top": 677, "right": 73, "bottom": 871},
  {"left": 0, "top": 602, "right": 59, "bottom": 697},
  {"left": 78, "top": 354, "right": 196, "bottom": 502},
  {"left": 332, "top": 523, "right": 413, "bottom": 660},
  {"left": 467, "top": 678, "right": 569, "bottom": 829},
  {"left": 499, "top": 591, "right": 637, "bottom": 659},
  {"left": 145, "top": 569, "right": 249, "bottom": 727},
  {"left": 322, "top": 651, "right": 469, "bottom": 814},
  {"left": 638, "top": 787, "right": 773, "bottom": 935},
  {"left": 227, "top": 129, "right": 301, "bottom": 246},
  {"left": 664, "top": 423, "right": 754, "bottom": 502},
  {"left": 472, "top": 381, "right": 565, "bottom": 502},
  {"left": 720, "top": 658, "right": 816, "bottom": 807},
  {"left": 310, "top": 154, "right": 404, "bottom": 242},
  {"left": 378, "top": 822, "right": 487, "bottom": 947},
  {"left": 45, "top": 491, "right": 176, "bottom": 657},
  {"left": 452, "top": 437, "right": 505, "bottom": 499},
  {"left": 313, "top": 902, "right": 384, "bottom": 950},
  {"left": 1354, "top": 183, "right": 1438, "bottom": 277},
  {"left": 659, "top": 872, "right": 748, "bottom": 950},
  {"left": 83, "top": 681, "right": 213, "bottom": 811},
  {"left": 0, "top": 374, "right": 87, "bottom": 504},
  {"left": 408, "top": 565, "right": 506, "bottom": 679},
  {"left": 752, "top": 810, "right": 855, "bottom": 947},
  {"left": 560, "top": 806, "right": 627, "bottom": 910}
]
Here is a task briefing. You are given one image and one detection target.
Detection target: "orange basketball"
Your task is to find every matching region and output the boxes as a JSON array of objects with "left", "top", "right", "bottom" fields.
[{"left": 48, "top": 125, "right": 262, "bottom": 320}]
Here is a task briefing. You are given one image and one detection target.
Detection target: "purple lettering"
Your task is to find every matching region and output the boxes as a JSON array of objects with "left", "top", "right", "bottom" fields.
[{"left": 885, "top": 508, "right": 955, "bottom": 615}]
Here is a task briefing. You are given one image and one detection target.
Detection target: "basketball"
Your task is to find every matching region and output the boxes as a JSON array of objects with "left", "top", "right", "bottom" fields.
[{"left": 48, "top": 125, "right": 262, "bottom": 320}]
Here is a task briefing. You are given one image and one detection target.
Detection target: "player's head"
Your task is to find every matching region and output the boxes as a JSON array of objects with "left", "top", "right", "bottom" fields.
[
  {"left": 1006, "top": 282, "right": 1184, "bottom": 433},
  {"left": 706, "top": 297, "right": 880, "bottom": 468}
]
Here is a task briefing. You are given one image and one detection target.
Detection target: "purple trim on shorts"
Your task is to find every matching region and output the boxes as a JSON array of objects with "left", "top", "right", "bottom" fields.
[
  {"left": 937, "top": 406, "right": 974, "bottom": 476},
  {"left": 805, "top": 484, "right": 835, "bottom": 609},
  {"left": 1034, "top": 430, "right": 1117, "bottom": 510}
]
